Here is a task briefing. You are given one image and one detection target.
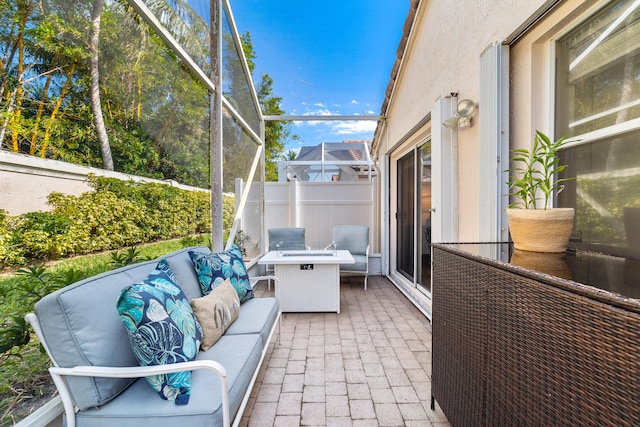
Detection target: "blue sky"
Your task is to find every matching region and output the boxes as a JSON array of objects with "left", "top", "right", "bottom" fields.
[{"left": 228, "top": 0, "right": 410, "bottom": 150}]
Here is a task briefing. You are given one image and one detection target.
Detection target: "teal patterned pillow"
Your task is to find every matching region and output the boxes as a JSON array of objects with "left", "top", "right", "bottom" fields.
[
  {"left": 188, "top": 245, "right": 254, "bottom": 303},
  {"left": 116, "top": 259, "right": 203, "bottom": 405}
]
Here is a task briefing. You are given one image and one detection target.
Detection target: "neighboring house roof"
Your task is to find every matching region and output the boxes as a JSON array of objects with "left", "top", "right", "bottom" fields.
[
  {"left": 280, "top": 141, "right": 374, "bottom": 182},
  {"left": 296, "top": 141, "right": 369, "bottom": 163}
]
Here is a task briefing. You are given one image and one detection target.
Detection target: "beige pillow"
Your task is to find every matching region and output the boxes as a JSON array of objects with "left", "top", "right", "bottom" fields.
[{"left": 190, "top": 279, "right": 240, "bottom": 351}]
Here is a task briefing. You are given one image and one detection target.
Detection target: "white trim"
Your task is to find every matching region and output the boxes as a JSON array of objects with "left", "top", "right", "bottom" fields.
[
  {"left": 479, "top": 43, "right": 510, "bottom": 246},
  {"left": 222, "top": 0, "right": 264, "bottom": 123},
  {"left": 387, "top": 272, "right": 432, "bottom": 320},
  {"left": 431, "top": 96, "right": 458, "bottom": 243},
  {"left": 381, "top": 155, "right": 391, "bottom": 276},
  {"left": 263, "top": 115, "right": 382, "bottom": 121},
  {"left": 14, "top": 396, "right": 63, "bottom": 427},
  {"left": 226, "top": 145, "right": 263, "bottom": 250}
]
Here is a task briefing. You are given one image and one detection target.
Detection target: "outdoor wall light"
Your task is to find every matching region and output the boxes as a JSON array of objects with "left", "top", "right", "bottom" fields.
[{"left": 443, "top": 99, "right": 477, "bottom": 131}]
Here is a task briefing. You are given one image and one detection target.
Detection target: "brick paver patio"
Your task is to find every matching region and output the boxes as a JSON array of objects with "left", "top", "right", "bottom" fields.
[{"left": 242, "top": 275, "right": 450, "bottom": 426}]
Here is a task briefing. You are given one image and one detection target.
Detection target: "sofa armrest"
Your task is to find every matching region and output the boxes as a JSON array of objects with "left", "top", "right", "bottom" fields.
[
  {"left": 50, "top": 360, "right": 231, "bottom": 427},
  {"left": 249, "top": 275, "right": 279, "bottom": 289}
]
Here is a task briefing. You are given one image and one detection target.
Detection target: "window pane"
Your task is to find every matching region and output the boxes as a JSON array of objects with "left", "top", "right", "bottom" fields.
[
  {"left": 221, "top": 9, "right": 260, "bottom": 136},
  {"left": 144, "top": 0, "right": 212, "bottom": 75},
  {"left": 559, "top": 129, "right": 640, "bottom": 258},
  {"left": 223, "top": 107, "right": 259, "bottom": 193},
  {"left": 556, "top": 0, "right": 640, "bottom": 137},
  {"left": 397, "top": 150, "right": 415, "bottom": 281},
  {"left": 223, "top": 106, "right": 262, "bottom": 257}
]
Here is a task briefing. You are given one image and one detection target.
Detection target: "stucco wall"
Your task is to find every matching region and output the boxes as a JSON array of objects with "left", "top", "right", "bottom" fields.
[
  {"left": 0, "top": 150, "right": 204, "bottom": 216},
  {"left": 377, "top": 0, "right": 593, "bottom": 241}
]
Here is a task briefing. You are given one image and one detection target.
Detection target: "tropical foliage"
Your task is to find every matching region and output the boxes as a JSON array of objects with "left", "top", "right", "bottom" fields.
[
  {"left": 0, "top": 1, "right": 292, "bottom": 188},
  {"left": 507, "top": 131, "right": 574, "bottom": 209},
  {"left": 0, "top": 240, "right": 200, "bottom": 425}
]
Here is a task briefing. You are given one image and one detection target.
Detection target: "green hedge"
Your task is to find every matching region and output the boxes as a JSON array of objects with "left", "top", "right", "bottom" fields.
[{"left": 0, "top": 175, "right": 231, "bottom": 267}]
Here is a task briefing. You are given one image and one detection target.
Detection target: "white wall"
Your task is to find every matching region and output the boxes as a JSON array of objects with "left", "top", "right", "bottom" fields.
[
  {"left": 254, "top": 180, "right": 381, "bottom": 273},
  {"left": 263, "top": 180, "right": 378, "bottom": 249},
  {"left": 0, "top": 150, "right": 207, "bottom": 215},
  {"left": 376, "top": 0, "right": 552, "bottom": 241}
]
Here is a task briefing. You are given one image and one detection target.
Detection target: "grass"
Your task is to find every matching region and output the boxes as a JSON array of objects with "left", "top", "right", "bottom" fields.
[{"left": 0, "top": 237, "right": 207, "bottom": 426}]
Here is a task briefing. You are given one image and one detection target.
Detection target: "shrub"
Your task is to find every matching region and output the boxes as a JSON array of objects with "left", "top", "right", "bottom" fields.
[{"left": 0, "top": 176, "right": 218, "bottom": 267}]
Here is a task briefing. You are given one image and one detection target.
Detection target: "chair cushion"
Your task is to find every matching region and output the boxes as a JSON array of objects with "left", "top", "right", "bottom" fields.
[
  {"left": 72, "top": 334, "right": 263, "bottom": 427},
  {"left": 341, "top": 254, "right": 367, "bottom": 272},
  {"left": 225, "top": 297, "right": 279, "bottom": 346},
  {"left": 189, "top": 245, "right": 254, "bottom": 303},
  {"left": 116, "top": 259, "right": 203, "bottom": 404},
  {"left": 333, "top": 225, "right": 369, "bottom": 255},
  {"left": 268, "top": 228, "right": 306, "bottom": 250},
  {"left": 190, "top": 279, "right": 240, "bottom": 351}
]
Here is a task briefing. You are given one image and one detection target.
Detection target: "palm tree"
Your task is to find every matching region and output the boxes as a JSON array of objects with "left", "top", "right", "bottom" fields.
[
  {"left": 90, "top": 0, "right": 114, "bottom": 170},
  {"left": 281, "top": 149, "right": 298, "bottom": 161}
]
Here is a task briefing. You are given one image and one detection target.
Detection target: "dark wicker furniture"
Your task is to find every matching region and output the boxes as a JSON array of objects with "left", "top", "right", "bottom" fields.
[{"left": 431, "top": 243, "right": 640, "bottom": 427}]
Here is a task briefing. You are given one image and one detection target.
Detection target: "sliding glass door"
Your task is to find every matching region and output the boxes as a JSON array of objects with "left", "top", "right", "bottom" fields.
[
  {"left": 397, "top": 151, "right": 415, "bottom": 281},
  {"left": 396, "top": 141, "right": 432, "bottom": 295}
]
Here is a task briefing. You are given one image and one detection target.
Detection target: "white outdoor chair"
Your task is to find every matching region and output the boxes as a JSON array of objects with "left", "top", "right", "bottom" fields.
[
  {"left": 332, "top": 225, "right": 369, "bottom": 290},
  {"left": 268, "top": 228, "right": 307, "bottom": 251},
  {"left": 265, "top": 228, "right": 308, "bottom": 289}
]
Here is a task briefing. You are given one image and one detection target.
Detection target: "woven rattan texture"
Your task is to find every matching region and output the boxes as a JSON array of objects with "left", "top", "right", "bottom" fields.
[{"left": 432, "top": 245, "right": 640, "bottom": 427}]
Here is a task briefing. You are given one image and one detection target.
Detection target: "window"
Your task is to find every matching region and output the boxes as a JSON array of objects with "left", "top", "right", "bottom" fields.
[
  {"left": 555, "top": 0, "right": 640, "bottom": 137},
  {"left": 556, "top": 0, "right": 640, "bottom": 257}
]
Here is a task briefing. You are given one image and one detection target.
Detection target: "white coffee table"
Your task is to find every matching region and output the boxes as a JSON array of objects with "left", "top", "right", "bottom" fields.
[{"left": 258, "top": 250, "right": 354, "bottom": 313}]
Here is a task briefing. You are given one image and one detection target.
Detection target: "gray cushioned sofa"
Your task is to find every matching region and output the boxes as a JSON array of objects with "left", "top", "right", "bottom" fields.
[{"left": 25, "top": 246, "right": 280, "bottom": 427}]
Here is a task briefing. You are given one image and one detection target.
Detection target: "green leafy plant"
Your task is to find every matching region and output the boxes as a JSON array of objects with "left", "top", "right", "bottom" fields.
[
  {"left": 507, "top": 130, "right": 574, "bottom": 209},
  {"left": 0, "top": 266, "right": 60, "bottom": 358},
  {"left": 0, "top": 316, "right": 30, "bottom": 356},
  {"left": 179, "top": 234, "right": 209, "bottom": 247},
  {"left": 110, "top": 247, "right": 149, "bottom": 268},
  {"left": 234, "top": 230, "right": 251, "bottom": 257}
]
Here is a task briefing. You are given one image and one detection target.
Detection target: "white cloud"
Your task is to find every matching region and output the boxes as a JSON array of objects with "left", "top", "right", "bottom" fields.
[
  {"left": 314, "top": 102, "right": 326, "bottom": 107},
  {"left": 332, "top": 120, "right": 378, "bottom": 135},
  {"left": 350, "top": 100, "right": 358, "bottom": 105},
  {"left": 303, "top": 108, "right": 334, "bottom": 116}
]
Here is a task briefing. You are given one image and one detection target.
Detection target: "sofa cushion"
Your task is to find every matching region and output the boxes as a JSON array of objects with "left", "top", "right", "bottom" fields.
[
  {"left": 33, "top": 246, "right": 209, "bottom": 410},
  {"left": 163, "top": 246, "right": 211, "bottom": 300},
  {"left": 225, "top": 297, "right": 280, "bottom": 347},
  {"left": 35, "top": 258, "right": 161, "bottom": 410},
  {"left": 189, "top": 245, "right": 254, "bottom": 303},
  {"left": 117, "top": 259, "right": 203, "bottom": 404},
  {"left": 190, "top": 279, "right": 240, "bottom": 351},
  {"left": 72, "top": 334, "right": 263, "bottom": 427}
]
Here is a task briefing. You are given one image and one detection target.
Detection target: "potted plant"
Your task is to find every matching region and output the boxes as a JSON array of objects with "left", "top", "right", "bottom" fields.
[{"left": 506, "top": 130, "right": 575, "bottom": 253}]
